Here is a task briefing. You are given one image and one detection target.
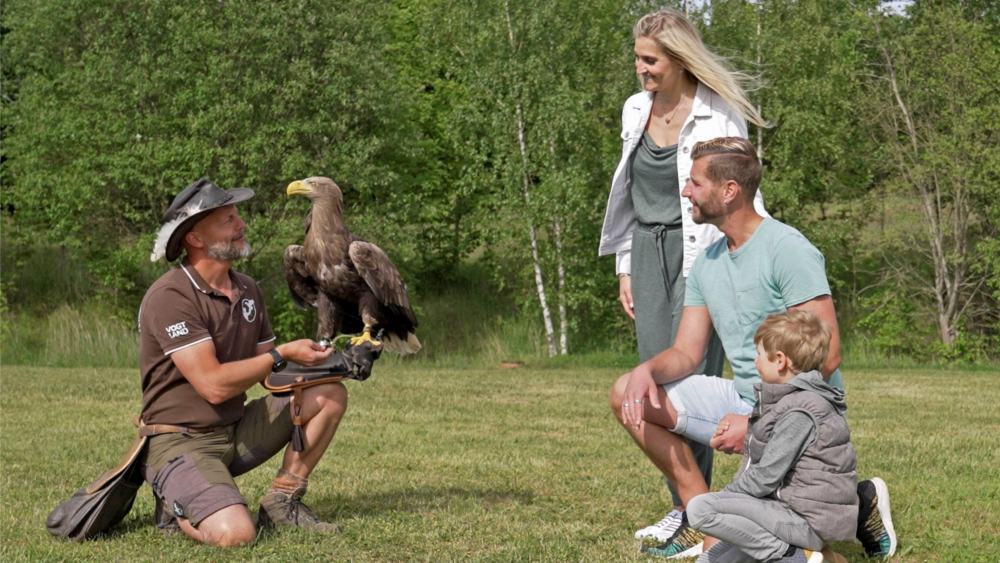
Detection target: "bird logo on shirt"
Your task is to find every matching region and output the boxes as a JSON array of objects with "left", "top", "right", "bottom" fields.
[{"left": 242, "top": 299, "right": 257, "bottom": 322}]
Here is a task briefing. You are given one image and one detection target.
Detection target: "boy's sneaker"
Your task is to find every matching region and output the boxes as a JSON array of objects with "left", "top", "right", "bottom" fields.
[
  {"left": 766, "top": 547, "right": 824, "bottom": 563},
  {"left": 635, "top": 509, "right": 683, "bottom": 542},
  {"left": 641, "top": 512, "right": 705, "bottom": 558},
  {"left": 856, "top": 477, "right": 897, "bottom": 557},
  {"left": 258, "top": 486, "right": 340, "bottom": 533}
]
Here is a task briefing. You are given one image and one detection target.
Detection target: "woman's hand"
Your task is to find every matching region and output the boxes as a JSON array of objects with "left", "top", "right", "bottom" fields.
[
  {"left": 619, "top": 274, "right": 635, "bottom": 319},
  {"left": 620, "top": 364, "right": 661, "bottom": 430}
]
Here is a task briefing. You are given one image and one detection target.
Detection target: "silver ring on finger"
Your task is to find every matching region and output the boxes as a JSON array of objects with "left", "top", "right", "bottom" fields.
[{"left": 634, "top": 399, "right": 643, "bottom": 403}]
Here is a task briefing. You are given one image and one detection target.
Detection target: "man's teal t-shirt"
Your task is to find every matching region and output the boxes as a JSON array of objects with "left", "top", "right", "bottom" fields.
[{"left": 685, "top": 218, "right": 843, "bottom": 404}]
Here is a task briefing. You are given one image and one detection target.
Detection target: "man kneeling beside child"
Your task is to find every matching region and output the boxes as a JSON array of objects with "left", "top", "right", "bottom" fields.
[{"left": 688, "top": 310, "right": 858, "bottom": 563}]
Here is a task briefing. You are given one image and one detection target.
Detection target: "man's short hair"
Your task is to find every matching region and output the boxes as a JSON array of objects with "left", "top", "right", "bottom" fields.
[
  {"left": 690, "top": 137, "right": 762, "bottom": 202},
  {"left": 753, "top": 310, "right": 831, "bottom": 374}
]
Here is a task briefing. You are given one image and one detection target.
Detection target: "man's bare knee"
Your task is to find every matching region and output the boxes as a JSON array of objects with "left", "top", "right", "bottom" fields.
[
  {"left": 192, "top": 505, "right": 256, "bottom": 547},
  {"left": 208, "top": 524, "right": 256, "bottom": 548},
  {"left": 609, "top": 373, "right": 630, "bottom": 420},
  {"left": 311, "top": 382, "right": 347, "bottom": 408},
  {"left": 300, "top": 382, "right": 348, "bottom": 424}
]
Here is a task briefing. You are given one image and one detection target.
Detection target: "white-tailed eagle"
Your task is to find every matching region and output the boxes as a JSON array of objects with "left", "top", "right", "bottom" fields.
[{"left": 284, "top": 176, "right": 420, "bottom": 354}]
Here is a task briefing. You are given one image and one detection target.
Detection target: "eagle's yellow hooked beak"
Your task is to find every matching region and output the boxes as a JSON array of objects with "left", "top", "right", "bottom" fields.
[{"left": 286, "top": 180, "right": 313, "bottom": 196}]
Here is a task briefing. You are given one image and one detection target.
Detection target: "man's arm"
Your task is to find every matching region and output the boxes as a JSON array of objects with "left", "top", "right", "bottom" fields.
[
  {"left": 619, "top": 306, "right": 713, "bottom": 429},
  {"left": 790, "top": 294, "right": 841, "bottom": 378},
  {"left": 172, "top": 339, "right": 333, "bottom": 405},
  {"left": 647, "top": 305, "right": 713, "bottom": 385}
]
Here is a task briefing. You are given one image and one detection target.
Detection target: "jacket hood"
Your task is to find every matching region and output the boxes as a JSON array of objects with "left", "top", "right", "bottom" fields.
[
  {"left": 787, "top": 370, "right": 847, "bottom": 415},
  {"left": 755, "top": 370, "right": 847, "bottom": 415}
]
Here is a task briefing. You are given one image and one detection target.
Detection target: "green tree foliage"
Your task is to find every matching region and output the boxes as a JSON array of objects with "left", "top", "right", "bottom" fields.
[
  {"left": 2, "top": 0, "right": 413, "bottom": 303},
  {"left": 409, "top": 0, "right": 639, "bottom": 354},
  {"left": 2, "top": 0, "right": 998, "bottom": 361},
  {"left": 853, "top": 1, "right": 1000, "bottom": 351}
]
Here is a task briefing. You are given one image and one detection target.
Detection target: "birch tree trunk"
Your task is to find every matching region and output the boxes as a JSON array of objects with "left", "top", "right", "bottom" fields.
[
  {"left": 552, "top": 216, "right": 568, "bottom": 355},
  {"left": 862, "top": 7, "right": 980, "bottom": 345},
  {"left": 505, "top": 0, "right": 557, "bottom": 357}
]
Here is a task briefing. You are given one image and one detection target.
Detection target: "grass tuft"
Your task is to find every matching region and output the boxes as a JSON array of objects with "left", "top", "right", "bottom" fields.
[{"left": 1, "top": 305, "right": 139, "bottom": 368}]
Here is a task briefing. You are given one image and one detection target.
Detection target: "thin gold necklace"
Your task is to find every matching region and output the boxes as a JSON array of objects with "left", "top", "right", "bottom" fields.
[{"left": 658, "top": 90, "right": 685, "bottom": 124}]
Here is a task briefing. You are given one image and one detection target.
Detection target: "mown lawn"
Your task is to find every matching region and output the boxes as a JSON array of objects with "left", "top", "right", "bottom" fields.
[{"left": 1, "top": 365, "right": 997, "bottom": 562}]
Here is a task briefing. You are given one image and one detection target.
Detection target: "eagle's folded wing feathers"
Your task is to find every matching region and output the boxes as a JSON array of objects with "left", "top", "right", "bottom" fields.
[
  {"left": 284, "top": 245, "right": 319, "bottom": 311},
  {"left": 348, "top": 241, "right": 418, "bottom": 327}
]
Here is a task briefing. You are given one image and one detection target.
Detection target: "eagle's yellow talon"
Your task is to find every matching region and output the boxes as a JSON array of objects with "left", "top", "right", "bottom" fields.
[{"left": 349, "top": 332, "right": 382, "bottom": 347}]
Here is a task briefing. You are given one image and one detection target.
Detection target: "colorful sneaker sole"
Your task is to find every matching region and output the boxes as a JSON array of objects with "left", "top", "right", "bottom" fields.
[
  {"left": 870, "top": 477, "right": 897, "bottom": 557},
  {"left": 642, "top": 540, "right": 704, "bottom": 559}
]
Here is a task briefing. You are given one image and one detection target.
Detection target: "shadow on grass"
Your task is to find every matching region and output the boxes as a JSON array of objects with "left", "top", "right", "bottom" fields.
[
  {"left": 80, "top": 485, "right": 536, "bottom": 541},
  {"left": 311, "top": 485, "right": 538, "bottom": 519}
]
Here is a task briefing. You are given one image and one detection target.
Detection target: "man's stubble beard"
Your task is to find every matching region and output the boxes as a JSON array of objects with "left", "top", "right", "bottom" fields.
[{"left": 691, "top": 190, "right": 726, "bottom": 225}]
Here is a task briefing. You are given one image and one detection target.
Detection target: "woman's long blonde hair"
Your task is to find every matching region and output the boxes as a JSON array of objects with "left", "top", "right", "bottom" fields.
[{"left": 634, "top": 10, "right": 769, "bottom": 128}]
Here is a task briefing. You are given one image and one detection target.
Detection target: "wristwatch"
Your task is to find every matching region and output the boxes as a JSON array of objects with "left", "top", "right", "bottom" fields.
[{"left": 267, "top": 349, "right": 287, "bottom": 373}]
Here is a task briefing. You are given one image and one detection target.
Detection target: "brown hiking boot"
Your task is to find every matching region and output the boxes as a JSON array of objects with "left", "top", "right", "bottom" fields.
[{"left": 257, "top": 486, "right": 340, "bottom": 533}]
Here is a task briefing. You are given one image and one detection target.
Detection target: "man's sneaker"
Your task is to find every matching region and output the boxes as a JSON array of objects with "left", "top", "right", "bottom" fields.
[
  {"left": 856, "top": 478, "right": 897, "bottom": 557},
  {"left": 635, "top": 509, "right": 683, "bottom": 542},
  {"left": 765, "top": 547, "right": 824, "bottom": 563},
  {"left": 641, "top": 512, "right": 705, "bottom": 558},
  {"left": 258, "top": 486, "right": 340, "bottom": 533}
]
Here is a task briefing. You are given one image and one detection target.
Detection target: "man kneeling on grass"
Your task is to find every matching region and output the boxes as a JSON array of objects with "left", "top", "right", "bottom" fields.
[
  {"left": 687, "top": 310, "right": 857, "bottom": 563},
  {"left": 140, "top": 179, "right": 344, "bottom": 546}
]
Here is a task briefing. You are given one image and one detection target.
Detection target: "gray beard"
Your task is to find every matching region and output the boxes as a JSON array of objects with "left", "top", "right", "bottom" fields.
[{"left": 207, "top": 240, "right": 252, "bottom": 261}]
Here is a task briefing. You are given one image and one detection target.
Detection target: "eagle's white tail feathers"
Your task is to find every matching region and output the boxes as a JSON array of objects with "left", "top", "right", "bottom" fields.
[
  {"left": 150, "top": 201, "right": 206, "bottom": 261},
  {"left": 382, "top": 331, "right": 421, "bottom": 355}
]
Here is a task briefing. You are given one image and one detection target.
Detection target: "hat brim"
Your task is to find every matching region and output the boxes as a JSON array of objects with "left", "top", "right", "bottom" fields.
[{"left": 162, "top": 188, "right": 255, "bottom": 262}]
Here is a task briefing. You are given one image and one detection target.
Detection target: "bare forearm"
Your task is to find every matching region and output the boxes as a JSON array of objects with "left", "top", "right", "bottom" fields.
[
  {"left": 198, "top": 354, "right": 274, "bottom": 404},
  {"left": 646, "top": 347, "right": 700, "bottom": 386},
  {"left": 174, "top": 339, "right": 333, "bottom": 405}
]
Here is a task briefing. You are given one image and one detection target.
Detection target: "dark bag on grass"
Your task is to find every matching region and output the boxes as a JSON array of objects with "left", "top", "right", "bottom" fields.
[{"left": 45, "top": 433, "right": 147, "bottom": 541}]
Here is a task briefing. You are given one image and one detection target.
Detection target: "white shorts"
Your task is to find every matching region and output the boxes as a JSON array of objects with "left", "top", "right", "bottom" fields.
[{"left": 662, "top": 375, "right": 754, "bottom": 446}]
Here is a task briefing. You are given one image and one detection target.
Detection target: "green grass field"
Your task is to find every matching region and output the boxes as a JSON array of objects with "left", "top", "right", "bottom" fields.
[{"left": 1, "top": 365, "right": 998, "bottom": 562}]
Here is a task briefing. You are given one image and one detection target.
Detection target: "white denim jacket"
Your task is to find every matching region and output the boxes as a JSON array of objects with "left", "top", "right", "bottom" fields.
[{"left": 598, "top": 83, "right": 767, "bottom": 277}]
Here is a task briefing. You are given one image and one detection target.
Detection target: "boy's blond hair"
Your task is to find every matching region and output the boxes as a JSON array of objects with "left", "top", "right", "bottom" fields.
[{"left": 753, "top": 310, "right": 831, "bottom": 374}]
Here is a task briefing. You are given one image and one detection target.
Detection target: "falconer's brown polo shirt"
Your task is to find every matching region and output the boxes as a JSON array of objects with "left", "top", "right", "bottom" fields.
[{"left": 138, "top": 261, "right": 275, "bottom": 428}]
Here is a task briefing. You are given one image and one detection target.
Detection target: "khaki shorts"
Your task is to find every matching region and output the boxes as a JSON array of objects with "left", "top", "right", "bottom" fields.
[{"left": 141, "top": 393, "right": 293, "bottom": 526}]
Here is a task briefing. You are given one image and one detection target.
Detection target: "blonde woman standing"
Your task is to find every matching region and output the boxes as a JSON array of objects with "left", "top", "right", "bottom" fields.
[{"left": 598, "top": 9, "right": 768, "bottom": 555}]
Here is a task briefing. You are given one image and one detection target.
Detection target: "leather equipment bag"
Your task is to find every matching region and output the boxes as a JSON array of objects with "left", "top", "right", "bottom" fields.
[
  {"left": 45, "top": 419, "right": 220, "bottom": 541},
  {"left": 46, "top": 431, "right": 147, "bottom": 541}
]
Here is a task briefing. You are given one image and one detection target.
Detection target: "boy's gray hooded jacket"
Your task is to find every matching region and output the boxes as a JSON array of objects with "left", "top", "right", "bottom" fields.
[{"left": 735, "top": 370, "right": 859, "bottom": 542}]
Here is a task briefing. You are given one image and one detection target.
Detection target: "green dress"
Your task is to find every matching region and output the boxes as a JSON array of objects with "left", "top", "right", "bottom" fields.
[{"left": 629, "top": 130, "right": 725, "bottom": 506}]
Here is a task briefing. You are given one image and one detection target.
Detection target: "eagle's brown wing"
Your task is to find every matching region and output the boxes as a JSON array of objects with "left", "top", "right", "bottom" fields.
[
  {"left": 284, "top": 244, "right": 318, "bottom": 311},
  {"left": 348, "top": 241, "right": 418, "bottom": 327}
]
